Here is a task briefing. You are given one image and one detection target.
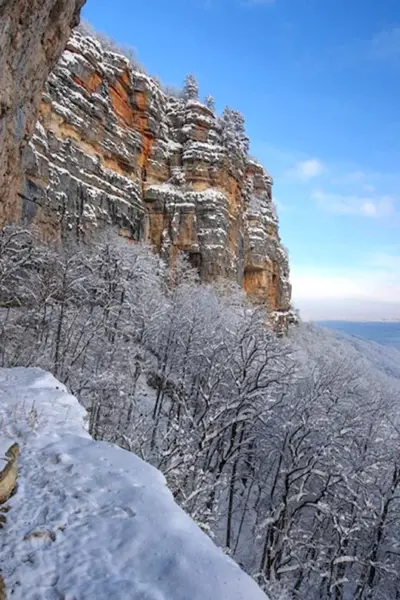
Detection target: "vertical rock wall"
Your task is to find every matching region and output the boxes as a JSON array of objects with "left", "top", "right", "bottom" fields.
[
  {"left": 0, "top": 0, "right": 85, "bottom": 225},
  {"left": 14, "top": 27, "right": 292, "bottom": 320}
]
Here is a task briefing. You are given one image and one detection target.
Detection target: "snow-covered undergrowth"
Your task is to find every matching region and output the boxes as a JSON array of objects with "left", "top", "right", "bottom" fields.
[{"left": 0, "top": 367, "right": 268, "bottom": 600}]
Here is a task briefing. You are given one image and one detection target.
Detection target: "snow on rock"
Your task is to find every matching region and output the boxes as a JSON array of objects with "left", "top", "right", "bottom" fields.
[
  {"left": 18, "top": 27, "right": 293, "bottom": 324},
  {"left": 0, "top": 368, "right": 269, "bottom": 600}
]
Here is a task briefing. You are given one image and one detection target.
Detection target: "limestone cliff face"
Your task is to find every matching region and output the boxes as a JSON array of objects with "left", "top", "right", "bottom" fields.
[
  {"left": 22, "top": 30, "right": 292, "bottom": 319},
  {"left": 0, "top": 0, "right": 85, "bottom": 227}
]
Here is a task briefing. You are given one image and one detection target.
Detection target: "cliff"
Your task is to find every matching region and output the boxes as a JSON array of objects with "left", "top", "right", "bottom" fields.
[
  {"left": 21, "top": 29, "right": 292, "bottom": 320},
  {"left": 0, "top": 0, "right": 85, "bottom": 227}
]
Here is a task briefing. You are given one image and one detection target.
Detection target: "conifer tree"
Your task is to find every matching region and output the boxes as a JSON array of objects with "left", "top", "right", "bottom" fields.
[{"left": 183, "top": 74, "right": 199, "bottom": 101}]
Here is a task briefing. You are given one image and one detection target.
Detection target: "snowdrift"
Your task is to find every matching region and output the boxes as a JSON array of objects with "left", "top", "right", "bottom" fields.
[{"left": 0, "top": 368, "right": 268, "bottom": 600}]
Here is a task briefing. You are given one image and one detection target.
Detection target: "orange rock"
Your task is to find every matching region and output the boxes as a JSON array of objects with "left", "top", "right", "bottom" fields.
[
  {"left": 17, "top": 29, "right": 292, "bottom": 323},
  {"left": 73, "top": 71, "right": 102, "bottom": 94}
]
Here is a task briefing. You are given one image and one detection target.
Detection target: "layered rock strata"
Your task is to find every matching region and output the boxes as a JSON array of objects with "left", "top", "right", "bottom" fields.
[{"left": 21, "top": 30, "right": 292, "bottom": 319}]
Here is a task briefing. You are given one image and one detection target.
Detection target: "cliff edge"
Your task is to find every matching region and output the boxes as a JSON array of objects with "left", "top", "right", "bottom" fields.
[
  {"left": 0, "top": 368, "right": 269, "bottom": 600},
  {"left": 21, "top": 28, "right": 293, "bottom": 321}
]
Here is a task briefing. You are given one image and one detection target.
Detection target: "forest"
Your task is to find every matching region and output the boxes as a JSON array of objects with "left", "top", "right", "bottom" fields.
[{"left": 1, "top": 225, "right": 400, "bottom": 600}]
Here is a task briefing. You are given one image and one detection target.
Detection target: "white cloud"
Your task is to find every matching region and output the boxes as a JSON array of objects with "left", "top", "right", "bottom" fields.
[
  {"left": 369, "top": 251, "right": 400, "bottom": 270},
  {"left": 296, "top": 298, "right": 400, "bottom": 322},
  {"left": 363, "top": 183, "right": 376, "bottom": 193},
  {"left": 287, "top": 158, "right": 325, "bottom": 182},
  {"left": 370, "top": 26, "right": 400, "bottom": 61},
  {"left": 291, "top": 264, "right": 400, "bottom": 321},
  {"left": 273, "top": 196, "right": 296, "bottom": 213},
  {"left": 345, "top": 170, "right": 366, "bottom": 182},
  {"left": 292, "top": 271, "right": 361, "bottom": 301},
  {"left": 312, "top": 189, "right": 395, "bottom": 217},
  {"left": 361, "top": 201, "right": 378, "bottom": 217},
  {"left": 332, "top": 171, "right": 376, "bottom": 190}
]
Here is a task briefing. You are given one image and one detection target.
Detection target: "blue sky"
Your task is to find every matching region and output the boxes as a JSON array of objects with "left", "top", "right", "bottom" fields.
[{"left": 82, "top": 0, "right": 400, "bottom": 320}]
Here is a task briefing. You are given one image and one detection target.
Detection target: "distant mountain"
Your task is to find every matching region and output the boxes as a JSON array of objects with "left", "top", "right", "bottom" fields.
[
  {"left": 318, "top": 320, "right": 400, "bottom": 350},
  {"left": 318, "top": 321, "right": 400, "bottom": 380}
]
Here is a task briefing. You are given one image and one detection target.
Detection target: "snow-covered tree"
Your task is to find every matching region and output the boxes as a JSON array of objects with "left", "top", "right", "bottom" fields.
[
  {"left": 1, "top": 226, "right": 400, "bottom": 599},
  {"left": 205, "top": 95, "right": 215, "bottom": 112},
  {"left": 183, "top": 74, "right": 199, "bottom": 101},
  {"left": 220, "top": 106, "right": 250, "bottom": 160}
]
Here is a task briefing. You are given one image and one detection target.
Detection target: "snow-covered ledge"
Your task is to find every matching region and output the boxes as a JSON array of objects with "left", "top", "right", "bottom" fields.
[{"left": 0, "top": 368, "right": 269, "bottom": 600}]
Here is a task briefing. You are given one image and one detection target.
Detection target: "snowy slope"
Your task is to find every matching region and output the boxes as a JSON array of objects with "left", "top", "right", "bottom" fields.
[
  {"left": 333, "top": 329, "right": 400, "bottom": 380},
  {"left": 0, "top": 368, "right": 269, "bottom": 600}
]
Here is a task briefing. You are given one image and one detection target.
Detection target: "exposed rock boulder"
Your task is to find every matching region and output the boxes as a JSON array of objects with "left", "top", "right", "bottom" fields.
[
  {"left": 0, "top": 442, "right": 19, "bottom": 506},
  {"left": 0, "top": 575, "right": 6, "bottom": 600},
  {"left": 0, "top": 0, "right": 85, "bottom": 226}
]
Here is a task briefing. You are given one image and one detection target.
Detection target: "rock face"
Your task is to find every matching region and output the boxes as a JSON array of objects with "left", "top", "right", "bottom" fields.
[
  {"left": 21, "top": 29, "right": 292, "bottom": 319},
  {"left": 0, "top": 443, "right": 19, "bottom": 506},
  {"left": 0, "top": 0, "right": 85, "bottom": 227},
  {"left": 0, "top": 576, "right": 6, "bottom": 600}
]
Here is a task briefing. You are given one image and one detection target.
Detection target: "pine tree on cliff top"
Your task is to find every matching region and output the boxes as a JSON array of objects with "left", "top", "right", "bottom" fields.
[
  {"left": 220, "top": 106, "right": 249, "bottom": 157},
  {"left": 205, "top": 95, "right": 215, "bottom": 112},
  {"left": 183, "top": 74, "right": 199, "bottom": 101}
]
